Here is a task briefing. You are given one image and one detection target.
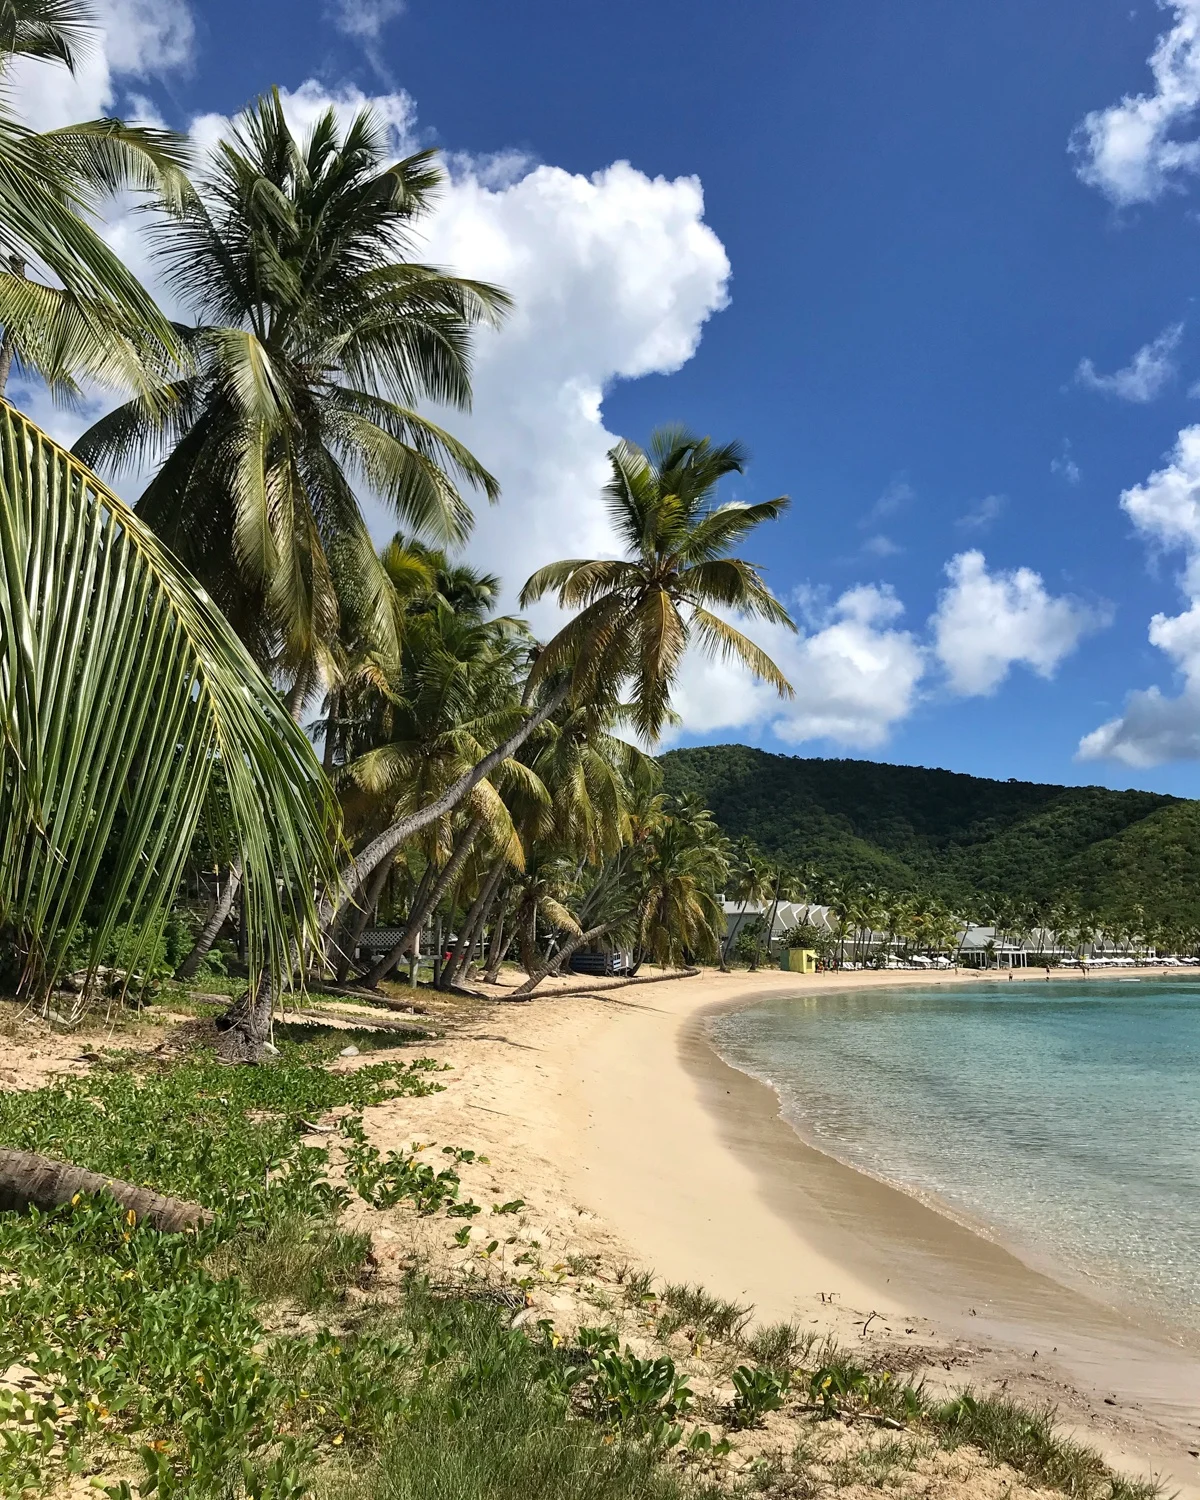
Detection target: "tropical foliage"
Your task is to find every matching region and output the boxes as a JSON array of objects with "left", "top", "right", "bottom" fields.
[
  {"left": 0, "top": 0, "right": 191, "bottom": 395},
  {"left": 660, "top": 742, "right": 1200, "bottom": 933},
  {"left": 74, "top": 90, "right": 508, "bottom": 690},
  {"left": 0, "top": 403, "right": 338, "bottom": 996}
]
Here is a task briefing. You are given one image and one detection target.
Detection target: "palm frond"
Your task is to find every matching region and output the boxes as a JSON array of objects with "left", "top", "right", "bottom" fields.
[
  {"left": 0, "top": 0, "right": 93, "bottom": 67},
  {"left": 30, "top": 119, "right": 192, "bottom": 212},
  {"left": 690, "top": 607, "right": 793, "bottom": 697},
  {"left": 0, "top": 403, "right": 338, "bottom": 993}
]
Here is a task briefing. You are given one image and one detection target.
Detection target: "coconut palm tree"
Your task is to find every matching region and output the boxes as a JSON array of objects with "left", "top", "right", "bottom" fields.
[
  {"left": 322, "top": 427, "right": 795, "bottom": 941},
  {"left": 521, "top": 427, "right": 795, "bottom": 744},
  {"left": 722, "top": 842, "right": 770, "bottom": 966},
  {"left": 74, "top": 90, "right": 508, "bottom": 689},
  {"left": 636, "top": 811, "right": 727, "bottom": 969}
]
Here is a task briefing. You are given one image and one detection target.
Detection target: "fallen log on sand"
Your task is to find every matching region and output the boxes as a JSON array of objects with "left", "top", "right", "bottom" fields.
[{"left": 0, "top": 1149, "right": 213, "bottom": 1232}]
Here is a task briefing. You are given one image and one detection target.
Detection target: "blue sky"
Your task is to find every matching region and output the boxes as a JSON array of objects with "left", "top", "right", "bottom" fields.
[{"left": 16, "top": 0, "right": 1200, "bottom": 795}]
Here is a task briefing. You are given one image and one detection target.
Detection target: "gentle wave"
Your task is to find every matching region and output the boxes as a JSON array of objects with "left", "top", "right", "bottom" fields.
[{"left": 709, "top": 980, "right": 1200, "bottom": 1330}]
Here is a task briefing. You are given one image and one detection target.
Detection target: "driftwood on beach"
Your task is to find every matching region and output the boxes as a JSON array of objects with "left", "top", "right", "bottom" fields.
[{"left": 0, "top": 1148, "right": 214, "bottom": 1232}]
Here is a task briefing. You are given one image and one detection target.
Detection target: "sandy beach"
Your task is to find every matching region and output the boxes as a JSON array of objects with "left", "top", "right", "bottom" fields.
[{"left": 356, "top": 965, "right": 1200, "bottom": 1497}]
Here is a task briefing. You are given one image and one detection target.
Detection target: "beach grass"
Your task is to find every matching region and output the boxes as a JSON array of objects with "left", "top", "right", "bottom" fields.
[{"left": 927, "top": 1392, "right": 1163, "bottom": 1500}]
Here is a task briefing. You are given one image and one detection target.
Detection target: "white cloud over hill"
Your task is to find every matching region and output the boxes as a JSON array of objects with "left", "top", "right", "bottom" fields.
[
  {"left": 931, "top": 551, "right": 1108, "bottom": 698},
  {"left": 1080, "top": 426, "right": 1200, "bottom": 765}
]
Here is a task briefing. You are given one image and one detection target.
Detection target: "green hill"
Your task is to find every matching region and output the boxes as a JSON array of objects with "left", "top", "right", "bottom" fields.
[{"left": 658, "top": 744, "right": 1200, "bottom": 922}]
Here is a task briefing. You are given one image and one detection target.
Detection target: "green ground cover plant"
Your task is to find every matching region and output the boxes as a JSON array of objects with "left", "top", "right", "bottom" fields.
[{"left": 0, "top": 1039, "right": 701, "bottom": 1499}]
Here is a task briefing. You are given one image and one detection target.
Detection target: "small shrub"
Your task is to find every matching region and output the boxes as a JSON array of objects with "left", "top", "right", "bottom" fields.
[
  {"left": 743, "top": 1319, "right": 817, "bottom": 1372},
  {"left": 588, "top": 1348, "right": 693, "bottom": 1445},
  {"left": 731, "top": 1364, "right": 790, "bottom": 1428},
  {"left": 616, "top": 1265, "right": 656, "bottom": 1306}
]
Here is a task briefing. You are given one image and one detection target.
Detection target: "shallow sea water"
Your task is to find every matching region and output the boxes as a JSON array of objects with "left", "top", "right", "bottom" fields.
[{"left": 709, "top": 980, "right": 1200, "bottom": 1330}]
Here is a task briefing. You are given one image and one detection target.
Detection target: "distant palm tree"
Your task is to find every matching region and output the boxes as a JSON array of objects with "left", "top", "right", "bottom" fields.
[
  {"left": 722, "top": 843, "right": 770, "bottom": 966},
  {"left": 521, "top": 427, "right": 795, "bottom": 744}
]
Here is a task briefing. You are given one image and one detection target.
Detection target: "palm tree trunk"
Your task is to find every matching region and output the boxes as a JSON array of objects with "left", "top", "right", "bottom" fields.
[
  {"left": 322, "top": 689, "right": 343, "bottom": 775},
  {"left": 510, "top": 922, "right": 618, "bottom": 998},
  {"left": 442, "top": 857, "right": 505, "bottom": 989},
  {"left": 189, "top": 673, "right": 309, "bottom": 990},
  {"left": 750, "top": 871, "right": 782, "bottom": 972},
  {"left": 333, "top": 854, "right": 395, "bottom": 982},
  {"left": 0, "top": 256, "right": 26, "bottom": 397},
  {"left": 0, "top": 332, "right": 15, "bottom": 398},
  {"left": 484, "top": 902, "right": 512, "bottom": 983},
  {"left": 214, "top": 973, "right": 274, "bottom": 1062},
  {"left": 722, "top": 896, "right": 749, "bottom": 964},
  {"left": 0, "top": 1149, "right": 212, "bottom": 1232},
  {"left": 319, "top": 681, "right": 571, "bottom": 937},
  {"left": 176, "top": 858, "right": 242, "bottom": 981},
  {"left": 362, "top": 818, "right": 484, "bottom": 988}
]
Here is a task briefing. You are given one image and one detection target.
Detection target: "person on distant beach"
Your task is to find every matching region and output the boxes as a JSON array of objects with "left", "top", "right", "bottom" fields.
[{"left": 1045, "top": 966, "right": 1051, "bottom": 981}]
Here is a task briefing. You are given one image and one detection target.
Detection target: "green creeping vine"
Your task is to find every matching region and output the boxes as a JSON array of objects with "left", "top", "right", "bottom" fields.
[
  {"left": 340, "top": 1117, "right": 478, "bottom": 1216},
  {"left": 0, "top": 1045, "right": 446, "bottom": 1494}
]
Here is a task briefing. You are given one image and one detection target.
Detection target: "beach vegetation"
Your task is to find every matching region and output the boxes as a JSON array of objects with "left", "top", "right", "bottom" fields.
[
  {"left": 730, "top": 1364, "right": 790, "bottom": 1428},
  {"left": 741, "top": 1320, "right": 819, "bottom": 1373},
  {"left": 660, "top": 1281, "right": 753, "bottom": 1343},
  {"left": 927, "top": 1392, "right": 1162, "bottom": 1500}
]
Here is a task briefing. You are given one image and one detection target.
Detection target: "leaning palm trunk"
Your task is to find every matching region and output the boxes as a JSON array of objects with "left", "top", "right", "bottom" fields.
[
  {"left": 510, "top": 922, "right": 619, "bottom": 998},
  {"left": 176, "top": 858, "right": 242, "bottom": 981},
  {"left": 362, "top": 818, "right": 484, "bottom": 988},
  {"left": 322, "top": 683, "right": 571, "bottom": 938},
  {"left": 0, "top": 404, "right": 337, "bottom": 1005},
  {"left": 484, "top": 902, "right": 513, "bottom": 983},
  {"left": 333, "top": 855, "right": 395, "bottom": 983}
]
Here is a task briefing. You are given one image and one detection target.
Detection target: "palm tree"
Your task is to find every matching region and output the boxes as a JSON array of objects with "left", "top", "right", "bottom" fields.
[
  {"left": 0, "top": 0, "right": 192, "bottom": 395},
  {"left": 636, "top": 811, "right": 727, "bottom": 969},
  {"left": 74, "top": 90, "right": 508, "bottom": 690},
  {"left": 521, "top": 427, "right": 795, "bottom": 743},
  {"left": 722, "top": 843, "right": 769, "bottom": 966},
  {"left": 323, "top": 427, "right": 794, "bottom": 939},
  {"left": 0, "top": 404, "right": 336, "bottom": 1013}
]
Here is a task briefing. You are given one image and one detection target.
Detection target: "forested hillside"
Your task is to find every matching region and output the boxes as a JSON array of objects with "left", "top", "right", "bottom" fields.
[{"left": 659, "top": 744, "right": 1200, "bottom": 921}]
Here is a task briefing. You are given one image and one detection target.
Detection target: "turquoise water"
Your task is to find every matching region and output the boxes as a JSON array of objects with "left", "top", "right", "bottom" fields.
[{"left": 709, "top": 981, "right": 1200, "bottom": 1330}]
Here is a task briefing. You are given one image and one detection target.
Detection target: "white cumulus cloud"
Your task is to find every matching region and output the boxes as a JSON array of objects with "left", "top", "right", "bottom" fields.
[
  {"left": 931, "top": 551, "right": 1106, "bottom": 697},
  {"left": 1080, "top": 425, "right": 1200, "bottom": 764},
  {"left": 413, "top": 157, "right": 731, "bottom": 618},
  {"left": 1075, "top": 322, "right": 1183, "bottom": 402},
  {"left": 1072, "top": 0, "right": 1200, "bottom": 205},
  {"left": 665, "top": 585, "right": 926, "bottom": 751}
]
